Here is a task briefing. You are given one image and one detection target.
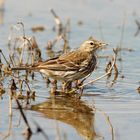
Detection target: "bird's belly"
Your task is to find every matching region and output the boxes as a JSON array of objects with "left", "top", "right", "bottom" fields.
[
  {"left": 39, "top": 61, "right": 96, "bottom": 82},
  {"left": 40, "top": 69, "right": 75, "bottom": 81}
]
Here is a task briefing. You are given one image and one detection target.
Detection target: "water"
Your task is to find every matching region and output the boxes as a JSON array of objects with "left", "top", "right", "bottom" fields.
[{"left": 0, "top": 0, "right": 140, "bottom": 140}]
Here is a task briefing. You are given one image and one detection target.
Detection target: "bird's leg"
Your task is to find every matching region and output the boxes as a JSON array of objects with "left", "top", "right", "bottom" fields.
[
  {"left": 75, "top": 80, "right": 82, "bottom": 88},
  {"left": 66, "top": 82, "right": 72, "bottom": 92},
  {"left": 75, "top": 74, "right": 91, "bottom": 88},
  {"left": 75, "top": 80, "right": 84, "bottom": 98},
  {"left": 75, "top": 73, "right": 92, "bottom": 89},
  {"left": 62, "top": 81, "right": 72, "bottom": 93},
  {"left": 62, "top": 82, "right": 66, "bottom": 93},
  {"left": 45, "top": 76, "right": 51, "bottom": 88},
  {"left": 50, "top": 79, "right": 57, "bottom": 94}
]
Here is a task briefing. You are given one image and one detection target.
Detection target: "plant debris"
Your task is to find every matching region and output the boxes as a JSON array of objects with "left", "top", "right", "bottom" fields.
[
  {"left": 137, "top": 86, "right": 140, "bottom": 93},
  {"left": 31, "top": 25, "right": 45, "bottom": 32}
]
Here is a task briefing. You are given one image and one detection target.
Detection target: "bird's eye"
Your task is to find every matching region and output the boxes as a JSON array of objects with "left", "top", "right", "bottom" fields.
[{"left": 90, "top": 42, "right": 94, "bottom": 45}]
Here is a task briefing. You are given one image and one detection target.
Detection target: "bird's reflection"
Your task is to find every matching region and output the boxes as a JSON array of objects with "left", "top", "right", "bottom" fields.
[{"left": 31, "top": 96, "right": 96, "bottom": 140}]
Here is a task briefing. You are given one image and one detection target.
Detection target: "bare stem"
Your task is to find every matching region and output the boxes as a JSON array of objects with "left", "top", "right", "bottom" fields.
[
  {"left": 20, "top": 79, "right": 31, "bottom": 92},
  {"left": 0, "top": 49, "right": 10, "bottom": 66}
]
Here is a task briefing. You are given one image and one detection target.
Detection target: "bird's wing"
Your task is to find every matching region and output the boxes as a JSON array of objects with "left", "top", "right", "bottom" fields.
[{"left": 37, "top": 51, "right": 88, "bottom": 71}]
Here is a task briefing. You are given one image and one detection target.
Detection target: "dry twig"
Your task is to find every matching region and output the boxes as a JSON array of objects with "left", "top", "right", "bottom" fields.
[{"left": 51, "top": 9, "right": 63, "bottom": 35}]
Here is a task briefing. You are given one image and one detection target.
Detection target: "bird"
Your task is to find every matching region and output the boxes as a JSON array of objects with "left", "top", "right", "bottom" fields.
[{"left": 12, "top": 37, "right": 107, "bottom": 92}]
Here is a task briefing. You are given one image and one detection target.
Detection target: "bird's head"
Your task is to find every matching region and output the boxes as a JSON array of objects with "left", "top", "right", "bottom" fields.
[{"left": 79, "top": 38, "right": 108, "bottom": 52}]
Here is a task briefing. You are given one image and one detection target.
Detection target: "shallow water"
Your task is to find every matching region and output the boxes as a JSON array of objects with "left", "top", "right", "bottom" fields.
[{"left": 0, "top": 0, "right": 140, "bottom": 140}]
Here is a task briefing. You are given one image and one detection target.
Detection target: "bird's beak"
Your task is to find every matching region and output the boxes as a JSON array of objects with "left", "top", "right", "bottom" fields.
[
  {"left": 96, "top": 41, "right": 108, "bottom": 49},
  {"left": 102, "top": 42, "right": 108, "bottom": 46},
  {"left": 94, "top": 41, "right": 108, "bottom": 50}
]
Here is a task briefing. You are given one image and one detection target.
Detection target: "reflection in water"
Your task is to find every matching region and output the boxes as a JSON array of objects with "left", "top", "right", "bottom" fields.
[{"left": 31, "top": 97, "right": 96, "bottom": 140}]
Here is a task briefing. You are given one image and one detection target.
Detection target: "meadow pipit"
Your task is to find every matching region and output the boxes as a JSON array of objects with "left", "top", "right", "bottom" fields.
[{"left": 12, "top": 37, "right": 107, "bottom": 91}]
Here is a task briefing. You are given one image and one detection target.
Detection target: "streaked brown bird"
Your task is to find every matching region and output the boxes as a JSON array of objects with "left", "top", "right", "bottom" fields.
[{"left": 12, "top": 38, "right": 107, "bottom": 91}]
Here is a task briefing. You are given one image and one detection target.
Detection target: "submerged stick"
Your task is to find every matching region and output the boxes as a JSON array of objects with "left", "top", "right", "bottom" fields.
[
  {"left": 97, "top": 108, "right": 115, "bottom": 140},
  {"left": 33, "top": 120, "right": 49, "bottom": 140},
  {"left": 2, "top": 116, "right": 13, "bottom": 140},
  {"left": 14, "top": 97, "right": 32, "bottom": 135},
  {"left": 9, "top": 95, "right": 12, "bottom": 116}
]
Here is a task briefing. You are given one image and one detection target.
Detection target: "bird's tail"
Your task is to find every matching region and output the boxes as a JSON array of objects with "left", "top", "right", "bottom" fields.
[{"left": 11, "top": 67, "right": 37, "bottom": 71}]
